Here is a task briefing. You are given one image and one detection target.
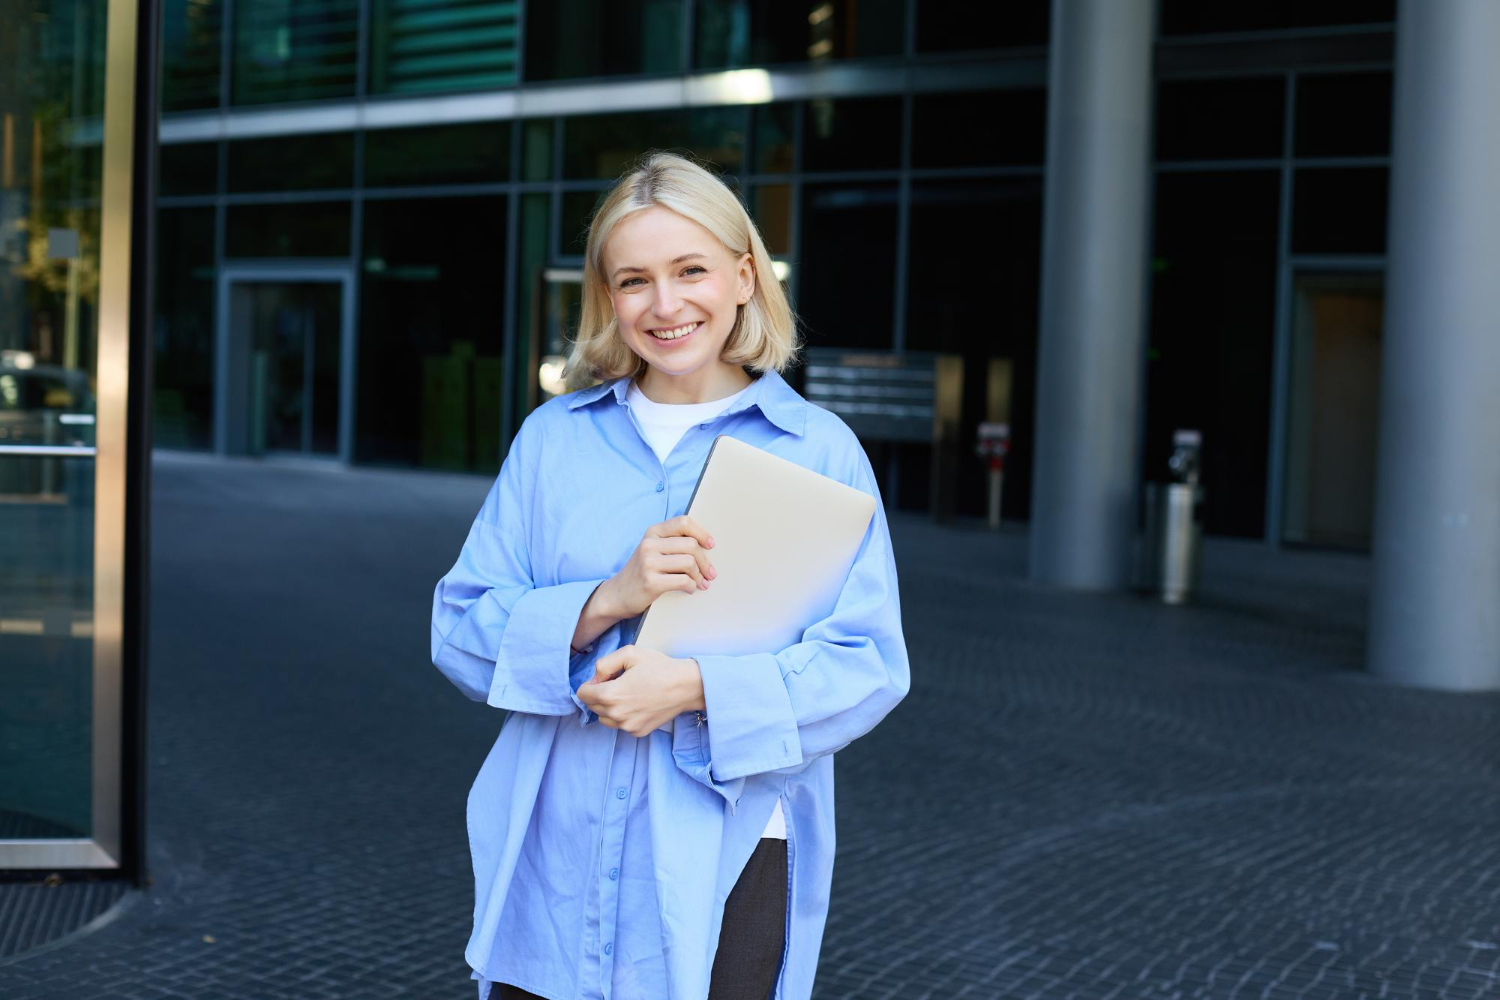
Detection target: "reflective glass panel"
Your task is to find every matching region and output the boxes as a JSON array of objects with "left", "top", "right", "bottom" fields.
[
  {"left": 1160, "top": 0, "right": 1395, "bottom": 35},
  {"left": 1294, "top": 72, "right": 1392, "bottom": 157},
  {"left": 226, "top": 132, "right": 354, "bottom": 193},
  {"left": 561, "top": 188, "right": 606, "bottom": 256},
  {"left": 752, "top": 102, "right": 795, "bottom": 174},
  {"left": 1156, "top": 77, "right": 1285, "bottom": 161},
  {"left": 797, "top": 184, "right": 898, "bottom": 349},
  {"left": 1, "top": 0, "right": 109, "bottom": 841},
  {"left": 232, "top": 0, "right": 359, "bottom": 105},
  {"left": 696, "top": 0, "right": 903, "bottom": 69},
  {"left": 364, "top": 122, "right": 511, "bottom": 187},
  {"left": 522, "top": 118, "right": 554, "bottom": 181},
  {"left": 525, "top": 0, "right": 684, "bottom": 81},
  {"left": 158, "top": 141, "right": 219, "bottom": 196},
  {"left": 359, "top": 197, "right": 507, "bottom": 473},
  {"left": 1292, "top": 168, "right": 1388, "bottom": 253},
  {"left": 803, "top": 97, "right": 901, "bottom": 172},
  {"left": 369, "top": 0, "right": 519, "bottom": 95},
  {"left": 154, "top": 208, "right": 217, "bottom": 449},
  {"left": 912, "top": 90, "right": 1045, "bottom": 168},
  {"left": 916, "top": 0, "right": 1049, "bottom": 51},
  {"left": 160, "top": 0, "right": 223, "bottom": 111},
  {"left": 224, "top": 202, "right": 352, "bottom": 257},
  {"left": 562, "top": 107, "right": 744, "bottom": 180}
]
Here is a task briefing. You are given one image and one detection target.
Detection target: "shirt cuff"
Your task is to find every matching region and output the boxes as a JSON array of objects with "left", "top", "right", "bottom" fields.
[
  {"left": 671, "top": 710, "right": 745, "bottom": 813},
  {"left": 692, "top": 652, "right": 804, "bottom": 782},
  {"left": 487, "top": 578, "right": 608, "bottom": 716}
]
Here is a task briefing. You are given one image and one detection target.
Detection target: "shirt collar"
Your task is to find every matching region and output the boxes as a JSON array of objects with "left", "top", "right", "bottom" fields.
[{"left": 565, "top": 367, "right": 807, "bottom": 437}]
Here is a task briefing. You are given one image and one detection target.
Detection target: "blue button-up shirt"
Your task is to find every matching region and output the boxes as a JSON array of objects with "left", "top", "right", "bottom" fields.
[{"left": 430, "top": 367, "right": 910, "bottom": 1000}]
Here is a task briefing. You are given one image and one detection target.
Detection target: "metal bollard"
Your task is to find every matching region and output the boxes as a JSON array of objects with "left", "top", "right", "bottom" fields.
[
  {"left": 975, "top": 422, "right": 1010, "bottom": 529},
  {"left": 1141, "top": 430, "right": 1204, "bottom": 604}
]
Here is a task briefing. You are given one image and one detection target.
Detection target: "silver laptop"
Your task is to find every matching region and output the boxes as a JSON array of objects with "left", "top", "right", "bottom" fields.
[{"left": 632, "top": 434, "right": 878, "bottom": 658}]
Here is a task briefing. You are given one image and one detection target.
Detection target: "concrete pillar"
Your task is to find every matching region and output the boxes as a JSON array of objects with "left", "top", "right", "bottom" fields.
[
  {"left": 1029, "top": 0, "right": 1155, "bottom": 588},
  {"left": 1367, "top": 0, "right": 1500, "bottom": 691}
]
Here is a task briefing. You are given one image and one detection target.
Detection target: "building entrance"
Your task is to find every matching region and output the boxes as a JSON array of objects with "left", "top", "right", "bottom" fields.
[
  {"left": 1280, "top": 271, "right": 1385, "bottom": 549},
  {"left": 216, "top": 268, "right": 356, "bottom": 462}
]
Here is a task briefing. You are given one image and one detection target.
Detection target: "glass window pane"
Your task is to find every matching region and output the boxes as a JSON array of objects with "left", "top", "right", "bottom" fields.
[
  {"left": 154, "top": 208, "right": 218, "bottom": 450},
  {"left": 226, "top": 132, "right": 354, "bottom": 192},
  {"left": 1294, "top": 72, "right": 1392, "bottom": 157},
  {"left": 1156, "top": 77, "right": 1285, "bottom": 161},
  {"left": 797, "top": 184, "right": 898, "bottom": 349},
  {"left": 359, "top": 197, "right": 508, "bottom": 473},
  {"left": 561, "top": 188, "right": 606, "bottom": 256},
  {"left": 525, "top": 0, "right": 684, "bottom": 82},
  {"left": 1292, "top": 168, "right": 1388, "bottom": 253},
  {"left": 562, "top": 107, "right": 745, "bottom": 180},
  {"left": 907, "top": 178, "right": 1042, "bottom": 519},
  {"left": 364, "top": 122, "right": 511, "bottom": 186},
  {"left": 912, "top": 90, "right": 1045, "bottom": 168},
  {"left": 158, "top": 141, "right": 219, "bottom": 196},
  {"left": 161, "top": 0, "right": 223, "bottom": 111},
  {"left": 916, "top": 0, "right": 1049, "bottom": 51},
  {"left": 1160, "top": 0, "right": 1395, "bottom": 35},
  {"left": 225, "top": 201, "right": 352, "bottom": 256},
  {"left": 753, "top": 102, "right": 795, "bottom": 174},
  {"left": 750, "top": 184, "right": 791, "bottom": 255},
  {"left": 696, "top": 0, "right": 903, "bottom": 69},
  {"left": 233, "top": 0, "right": 359, "bottom": 105},
  {"left": 514, "top": 192, "right": 551, "bottom": 431},
  {"left": 522, "top": 118, "right": 554, "bottom": 181},
  {"left": 369, "top": 0, "right": 518, "bottom": 95},
  {"left": 1148, "top": 171, "right": 1281, "bottom": 537},
  {"left": 803, "top": 96, "right": 901, "bottom": 172},
  {"left": 2, "top": 0, "right": 109, "bottom": 843}
]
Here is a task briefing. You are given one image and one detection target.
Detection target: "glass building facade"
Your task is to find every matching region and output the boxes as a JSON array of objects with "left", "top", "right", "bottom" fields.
[{"left": 152, "top": 0, "right": 1398, "bottom": 546}]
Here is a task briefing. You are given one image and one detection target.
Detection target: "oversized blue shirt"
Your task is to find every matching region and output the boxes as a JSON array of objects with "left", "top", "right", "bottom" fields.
[{"left": 430, "top": 367, "right": 911, "bottom": 1000}]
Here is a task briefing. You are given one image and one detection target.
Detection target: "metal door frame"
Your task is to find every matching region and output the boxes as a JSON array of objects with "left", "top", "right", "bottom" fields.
[
  {"left": 1265, "top": 254, "right": 1385, "bottom": 546},
  {"left": 215, "top": 262, "right": 358, "bottom": 464}
]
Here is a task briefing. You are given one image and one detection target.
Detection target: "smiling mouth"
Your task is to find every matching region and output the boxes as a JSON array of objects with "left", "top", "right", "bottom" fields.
[{"left": 646, "top": 321, "right": 703, "bottom": 341}]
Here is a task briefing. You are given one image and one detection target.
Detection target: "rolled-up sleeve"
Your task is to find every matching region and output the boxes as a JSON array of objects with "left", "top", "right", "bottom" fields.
[
  {"left": 429, "top": 416, "right": 611, "bottom": 717},
  {"left": 677, "top": 440, "right": 910, "bottom": 798}
]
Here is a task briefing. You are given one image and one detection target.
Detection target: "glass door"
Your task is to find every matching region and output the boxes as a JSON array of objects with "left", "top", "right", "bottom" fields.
[
  {"left": 1, "top": 0, "right": 142, "bottom": 870},
  {"left": 218, "top": 269, "right": 355, "bottom": 462},
  {"left": 1280, "top": 272, "right": 1385, "bottom": 548}
]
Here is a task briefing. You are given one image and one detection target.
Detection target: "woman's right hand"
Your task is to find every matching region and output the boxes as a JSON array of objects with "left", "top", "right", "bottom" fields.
[{"left": 599, "top": 515, "right": 717, "bottom": 619}]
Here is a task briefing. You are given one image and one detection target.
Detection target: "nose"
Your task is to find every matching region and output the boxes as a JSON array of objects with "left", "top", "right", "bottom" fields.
[{"left": 650, "top": 277, "right": 683, "bottom": 320}]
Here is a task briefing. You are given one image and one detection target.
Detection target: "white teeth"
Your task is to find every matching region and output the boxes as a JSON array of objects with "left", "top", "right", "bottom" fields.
[{"left": 649, "top": 322, "right": 700, "bottom": 340}]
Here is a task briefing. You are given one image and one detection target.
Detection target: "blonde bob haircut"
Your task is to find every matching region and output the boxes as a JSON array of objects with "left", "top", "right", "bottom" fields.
[{"left": 561, "top": 150, "right": 801, "bottom": 393}]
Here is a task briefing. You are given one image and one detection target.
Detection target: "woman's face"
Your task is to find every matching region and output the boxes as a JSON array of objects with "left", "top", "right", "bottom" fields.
[{"left": 602, "top": 205, "right": 755, "bottom": 380}]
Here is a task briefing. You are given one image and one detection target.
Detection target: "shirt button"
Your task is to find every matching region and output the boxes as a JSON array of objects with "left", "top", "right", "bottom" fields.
[
  {"left": 616, "top": 787, "right": 627, "bottom": 800},
  {"left": 655, "top": 481, "right": 664, "bottom": 492},
  {"left": 609, "top": 867, "right": 619, "bottom": 880},
  {"left": 603, "top": 943, "right": 613, "bottom": 956}
]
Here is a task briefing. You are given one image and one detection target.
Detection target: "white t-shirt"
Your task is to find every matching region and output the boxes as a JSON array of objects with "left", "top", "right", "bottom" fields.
[{"left": 624, "top": 376, "right": 787, "bottom": 840}]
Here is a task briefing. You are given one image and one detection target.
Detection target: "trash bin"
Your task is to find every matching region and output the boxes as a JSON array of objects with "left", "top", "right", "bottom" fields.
[{"left": 1141, "top": 430, "right": 1204, "bottom": 604}]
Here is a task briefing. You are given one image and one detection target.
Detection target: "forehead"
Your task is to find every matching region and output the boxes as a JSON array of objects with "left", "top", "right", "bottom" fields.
[{"left": 604, "top": 205, "right": 724, "bottom": 265}]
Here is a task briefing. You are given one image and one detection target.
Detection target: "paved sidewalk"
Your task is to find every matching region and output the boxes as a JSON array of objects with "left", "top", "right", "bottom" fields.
[{"left": 2, "top": 452, "right": 1498, "bottom": 999}]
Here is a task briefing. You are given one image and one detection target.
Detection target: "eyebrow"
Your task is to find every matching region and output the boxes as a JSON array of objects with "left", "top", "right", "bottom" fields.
[{"left": 610, "top": 253, "right": 710, "bottom": 280}]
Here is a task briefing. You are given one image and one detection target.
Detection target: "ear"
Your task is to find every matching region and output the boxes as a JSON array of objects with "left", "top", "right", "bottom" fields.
[{"left": 736, "top": 251, "right": 755, "bottom": 306}]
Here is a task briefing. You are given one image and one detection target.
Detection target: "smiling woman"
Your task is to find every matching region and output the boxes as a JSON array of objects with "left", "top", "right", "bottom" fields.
[{"left": 430, "top": 150, "right": 911, "bottom": 1000}]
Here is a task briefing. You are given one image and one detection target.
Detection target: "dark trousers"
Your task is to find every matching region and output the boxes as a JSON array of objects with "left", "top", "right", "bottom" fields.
[{"left": 497, "top": 838, "right": 788, "bottom": 1000}]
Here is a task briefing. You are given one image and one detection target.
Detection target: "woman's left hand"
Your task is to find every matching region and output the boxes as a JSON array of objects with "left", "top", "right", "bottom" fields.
[{"left": 577, "top": 645, "right": 705, "bottom": 738}]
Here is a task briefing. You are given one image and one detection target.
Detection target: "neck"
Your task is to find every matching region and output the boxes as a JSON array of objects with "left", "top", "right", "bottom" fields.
[{"left": 636, "top": 362, "right": 754, "bottom": 404}]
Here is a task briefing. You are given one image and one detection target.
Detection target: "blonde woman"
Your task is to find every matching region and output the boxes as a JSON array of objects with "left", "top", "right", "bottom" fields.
[{"left": 431, "top": 150, "right": 910, "bottom": 1000}]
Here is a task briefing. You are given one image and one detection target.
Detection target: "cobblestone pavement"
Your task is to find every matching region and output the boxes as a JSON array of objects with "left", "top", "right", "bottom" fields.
[{"left": 2, "top": 453, "right": 1499, "bottom": 1000}]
